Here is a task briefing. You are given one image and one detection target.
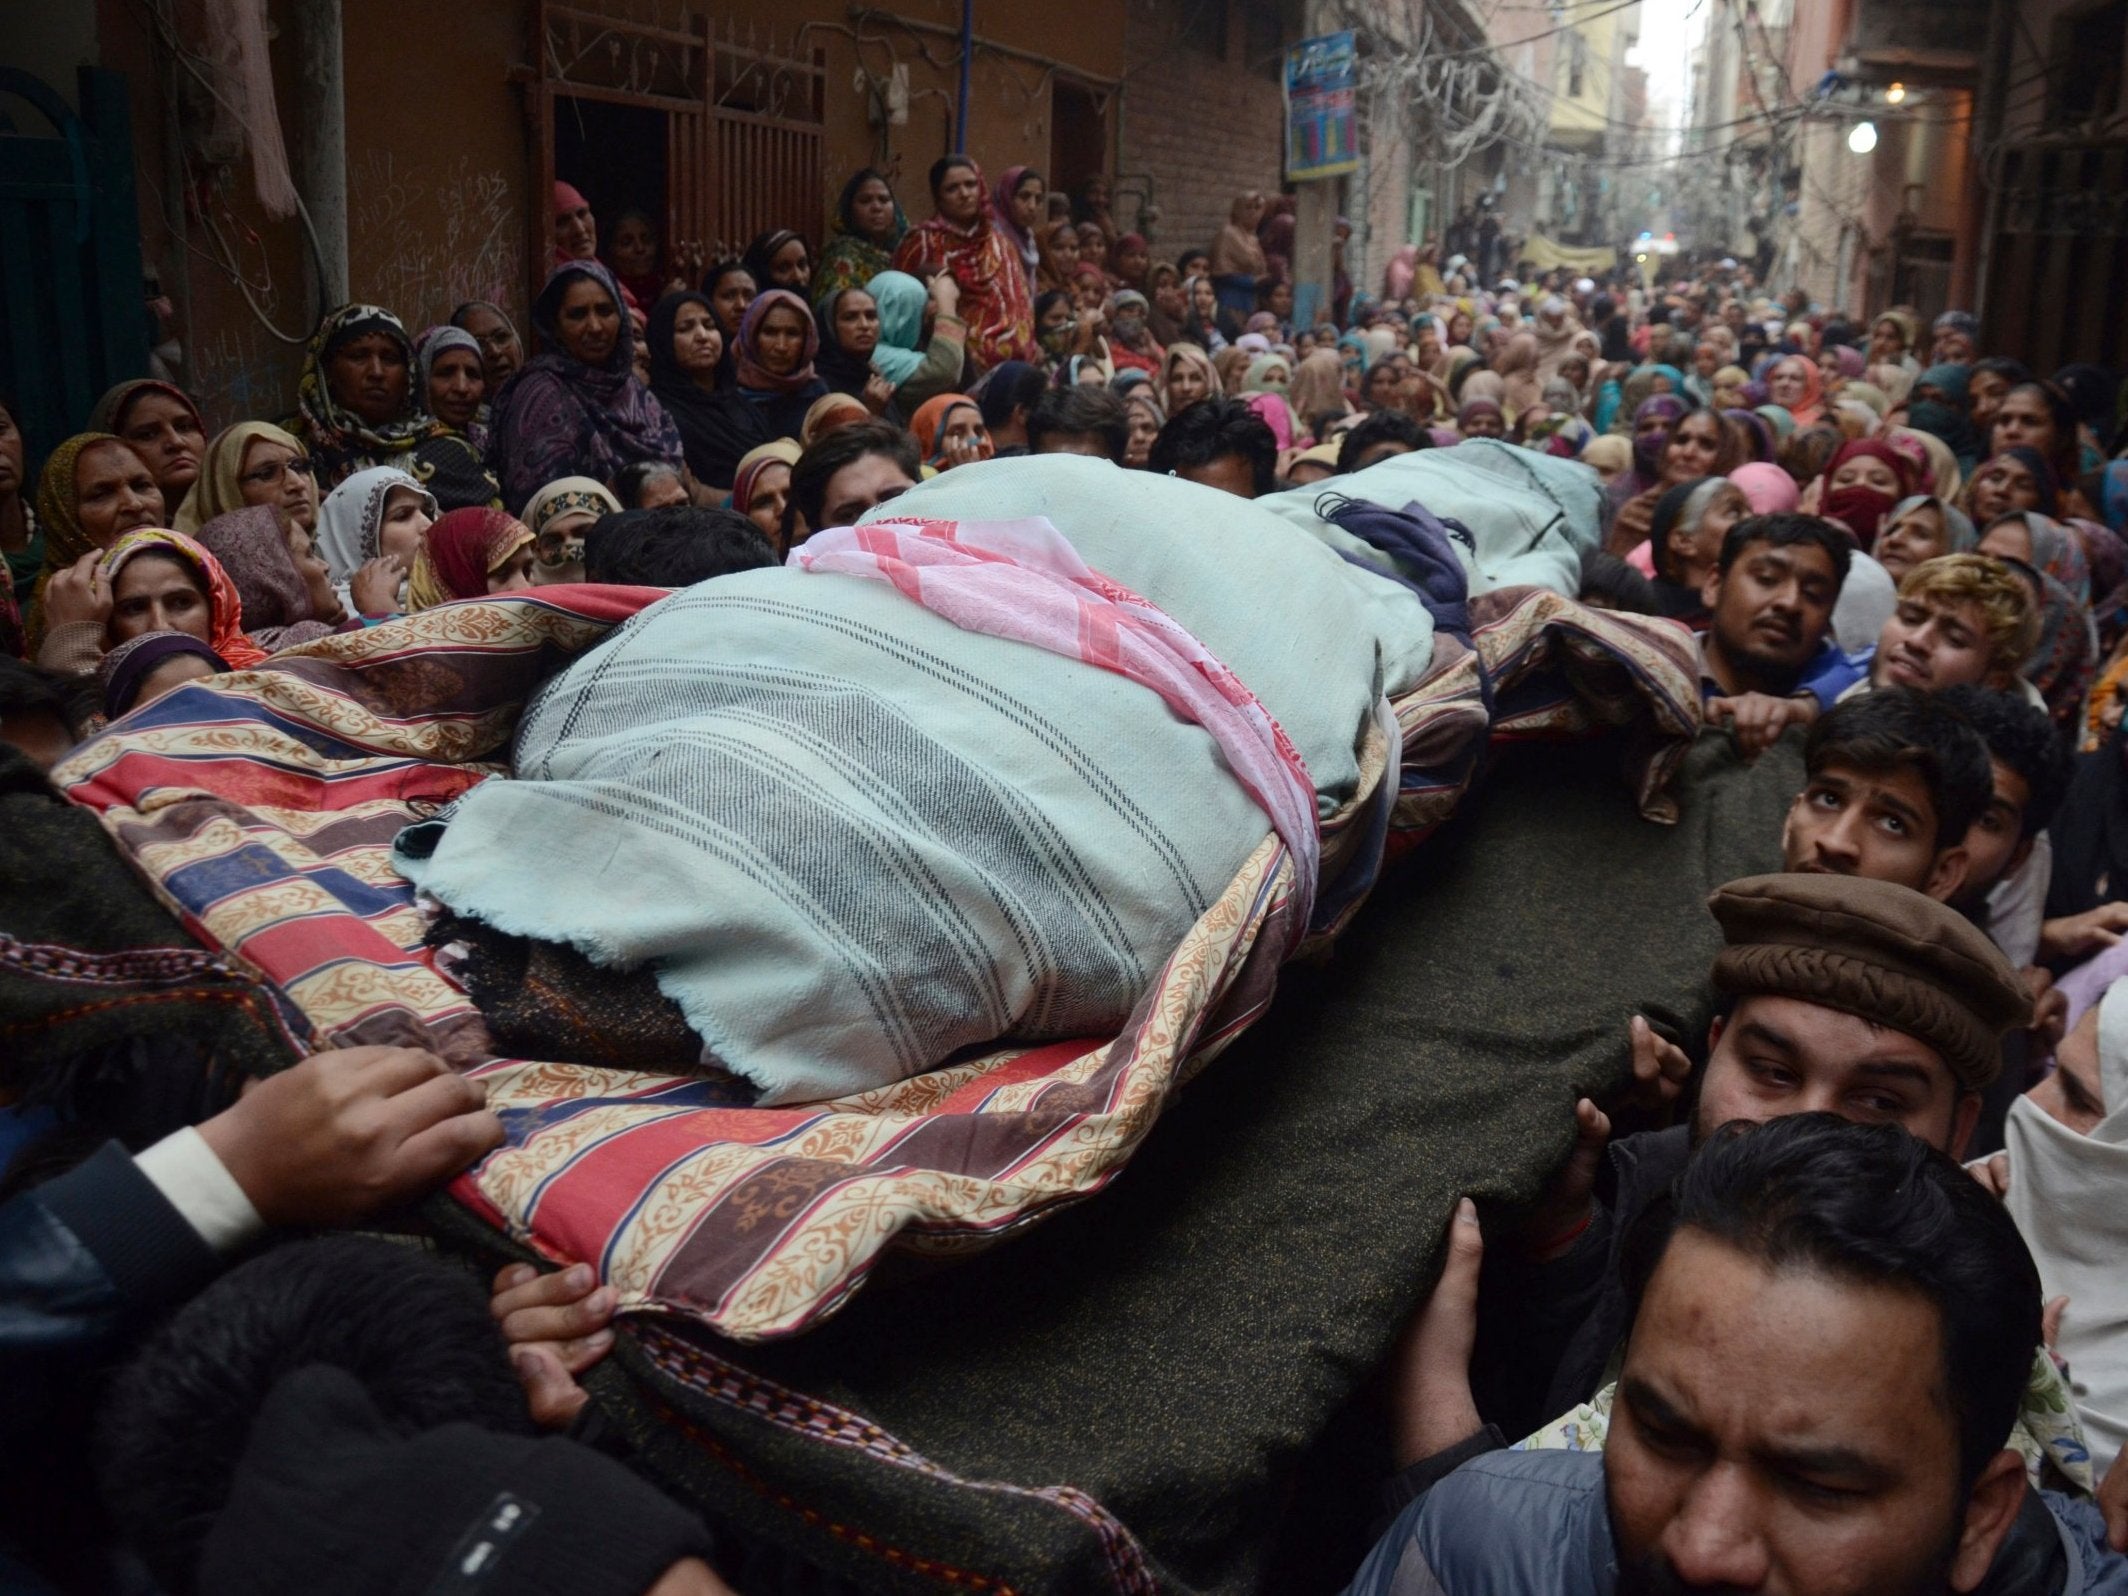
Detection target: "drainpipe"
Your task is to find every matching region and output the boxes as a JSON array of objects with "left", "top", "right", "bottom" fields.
[
  {"left": 291, "top": 0, "right": 348, "bottom": 315},
  {"left": 1968, "top": 0, "right": 2012, "bottom": 316},
  {"left": 956, "top": 0, "right": 973, "bottom": 153}
]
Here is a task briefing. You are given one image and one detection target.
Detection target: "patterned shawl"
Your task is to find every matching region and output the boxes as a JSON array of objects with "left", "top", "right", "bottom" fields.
[
  {"left": 101, "top": 528, "right": 269, "bottom": 669},
  {"left": 487, "top": 260, "right": 684, "bottom": 513},
  {"left": 295, "top": 305, "right": 433, "bottom": 488},
  {"left": 890, "top": 163, "right": 1037, "bottom": 372},
  {"left": 192, "top": 506, "right": 336, "bottom": 650},
  {"left": 812, "top": 167, "right": 907, "bottom": 309},
  {"left": 407, "top": 506, "right": 534, "bottom": 610}
]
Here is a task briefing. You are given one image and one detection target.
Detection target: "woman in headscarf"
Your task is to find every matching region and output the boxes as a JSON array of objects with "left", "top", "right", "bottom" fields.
[
  {"left": 891, "top": 155, "right": 1037, "bottom": 372},
  {"left": 1455, "top": 397, "right": 1507, "bottom": 440},
  {"left": 37, "top": 525, "right": 267, "bottom": 676},
  {"left": 1813, "top": 438, "right": 1916, "bottom": 549},
  {"left": 405, "top": 507, "right": 538, "bottom": 610},
  {"left": 1122, "top": 385, "right": 1165, "bottom": 470},
  {"left": 553, "top": 181, "right": 597, "bottom": 267},
  {"left": 1994, "top": 550, "right": 2095, "bottom": 731},
  {"left": 487, "top": 260, "right": 684, "bottom": 512},
  {"left": 1606, "top": 399, "right": 1733, "bottom": 556},
  {"left": 1286, "top": 348, "right": 1351, "bottom": 438},
  {"left": 1980, "top": 510, "right": 2091, "bottom": 603},
  {"left": 1963, "top": 447, "right": 2060, "bottom": 525},
  {"left": 671, "top": 288, "right": 829, "bottom": 489},
  {"left": 193, "top": 505, "right": 345, "bottom": 650},
  {"left": 26, "top": 434, "right": 165, "bottom": 648},
  {"left": 1035, "top": 218, "right": 1082, "bottom": 297},
  {"left": 1906, "top": 364, "right": 1982, "bottom": 473},
  {"left": 644, "top": 287, "right": 731, "bottom": 490},
  {"left": 415, "top": 324, "right": 491, "bottom": 457},
  {"left": 731, "top": 439, "right": 802, "bottom": 550},
  {"left": 1817, "top": 342, "right": 1866, "bottom": 397},
  {"left": 450, "top": 300, "right": 525, "bottom": 389},
  {"left": 292, "top": 305, "right": 497, "bottom": 510},
  {"left": 741, "top": 229, "right": 812, "bottom": 298},
  {"left": 867, "top": 269, "right": 971, "bottom": 419},
  {"left": 1866, "top": 310, "right": 1922, "bottom": 379},
  {"left": 1638, "top": 477, "right": 1752, "bottom": 620},
  {"left": 1103, "top": 232, "right": 1152, "bottom": 297},
  {"left": 812, "top": 284, "right": 891, "bottom": 407},
  {"left": 1764, "top": 353, "right": 1825, "bottom": 427},
  {"left": 908, "top": 393, "right": 992, "bottom": 473},
  {"left": 519, "top": 476, "right": 620, "bottom": 588},
  {"left": 604, "top": 209, "right": 667, "bottom": 310},
  {"left": 699, "top": 259, "right": 757, "bottom": 391},
  {"left": 1990, "top": 381, "right": 2090, "bottom": 512},
  {"left": 1160, "top": 342, "right": 1222, "bottom": 419},
  {"left": 1209, "top": 193, "right": 1269, "bottom": 332},
  {"left": 1494, "top": 331, "right": 1544, "bottom": 421},
  {"left": 813, "top": 168, "right": 908, "bottom": 308},
  {"left": 88, "top": 379, "right": 207, "bottom": 511},
  {"left": 800, "top": 392, "right": 871, "bottom": 446},
  {"left": 315, "top": 466, "right": 436, "bottom": 616},
  {"left": 1874, "top": 496, "right": 1978, "bottom": 585},
  {"left": 1145, "top": 263, "right": 1189, "bottom": 352},
  {"left": 99, "top": 631, "right": 229, "bottom": 721},
  {"left": 991, "top": 166, "right": 1046, "bottom": 289}
]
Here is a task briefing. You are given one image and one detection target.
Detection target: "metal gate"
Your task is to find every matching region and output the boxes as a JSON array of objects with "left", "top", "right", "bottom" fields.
[
  {"left": 0, "top": 68, "right": 150, "bottom": 465},
  {"left": 1982, "top": 140, "right": 2128, "bottom": 375},
  {"left": 710, "top": 23, "right": 825, "bottom": 259}
]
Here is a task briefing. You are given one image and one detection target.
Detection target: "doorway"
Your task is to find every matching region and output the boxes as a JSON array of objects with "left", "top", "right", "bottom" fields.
[
  {"left": 553, "top": 97, "right": 669, "bottom": 256},
  {"left": 1050, "top": 80, "right": 1108, "bottom": 205}
]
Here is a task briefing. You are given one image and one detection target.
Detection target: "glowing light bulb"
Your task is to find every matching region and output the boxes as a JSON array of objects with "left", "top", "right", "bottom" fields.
[
  {"left": 1886, "top": 82, "right": 1906, "bottom": 104},
  {"left": 1849, "top": 120, "right": 1879, "bottom": 154}
]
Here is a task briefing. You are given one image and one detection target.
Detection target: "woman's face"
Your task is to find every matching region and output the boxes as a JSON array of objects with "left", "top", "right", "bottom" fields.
[
  {"left": 1868, "top": 318, "right": 1905, "bottom": 363},
  {"left": 1990, "top": 387, "right": 2056, "bottom": 460},
  {"left": 557, "top": 279, "right": 621, "bottom": 367},
  {"left": 327, "top": 331, "right": 412, "bottom": 425},
  {"left": 378, "top": 485, "right": 433, "bottom": 568},
  {"left": 767, "top": 237, "right": 810, "bottom": 290},
  {"left": 1190, "top": 277, "right": 1216, "bottom": 320},
  {"left": 556, "top": 196, "right": 596, "bottom": 260},
  {"left": 1077, "top": 221, "right": 1106, "bottom": 254},
  {"left": 1828, "top": 452, "right": 1902, "bottom": 497},
  {"left": 1365, "top": 362, "right": 1402, "bottom": 411},
  {"left": 1816, "top": 348, "right": 1844, "bottom": 386},
  {"left": 1011, "top": 175, "right": 1045, "bottom": 232},
  {"left": 1267, "top": 280, "right": 1294, "bottom": 319},
  {"left": 1969, "top": 456, "right": 2039, "bottom": 521},
  {"left": 1874, "top": 505, "right": 1947, "bottom": 582},
  {"left": 611, "top": 215, "right": 657, "bottom": 276},
  {"left": 286, "top": 523, "right": 344, "bottom": 621},
  {"left": 1124, "top": 404, "right": 1159, "bottom": 469},
  {"left": 1073, "top": 274, "right": 1106, "bottom": 315},
  {"left": 710, "top": 270, "right": 757, "bottom": 335},
  {"left": 1447, "top": 312, "right": 1472, "bottom": 345},
  {"left": 459, "top": 306, "right": 523, "bottom": 384},
  {"left": 427, "top": 347, "right": 485, "bottom": 431},
  {"left": 1038, "top": 296, "right": 1075, "bottom": 340},
  {"left": 1416, "top": 327, "right": 1443, "bottom": 365},
  {"left": 937, "top": 165, "right": 983, "bottom": 226},
  {"left": 1696, "top": 484, "right": 1752, "bottom": 556},
  {"left": 1049, "top": 225, "right": 1081, "bottom": 272},
  {"left": 1768, "top": 357, "right": 1810, "bottom": 407},
  {"left": 1646, "top": 371, "right": 1675, "bottom": 395},
  {"left": 1154, "top": 278, "right": 1187, "bottom": 321},
  {"left": 940, "top": 407, "right": 991, "bottom": 458},
  {"left": 110, "top": 552, "right": 210, "bottom": 644},
  {"left": 1180, "top": 251, "right": 1210, "bottom": 280},
  {"left": 1560, "top": 355, "right": 1590, "bottom": 390},
  {"left": 1978, "top": 517, "right": 2036, "bottom": 566},
  {"left": 238, "top": 438, "right": 319, "bottom": 532},
  {"left": 671, "top": 301, "right": 724, "bottom": 379},
  {"left": 1968, "top": 369, "right": 2011, "bottom": 432},
  {"left": 487, "top": 543, "right": 539, "bottom": 594},
  {"left": 75, "top": 441, "right": 164, "bottom": 548},
  {"left": 835, "top": 291, "right": 881, "bottom": 357},
  {"left": 118, "top": 392, "right": 205, "bottom": 501},
  {"left": 852, "top": 178, "right": 896, "bottom": 241},
  {"left": 1167, "top": 358, "right": 1210, "bottom": 412},
  {"left": 744, "top": 462, "right": 791, "bottom": 544},
  {"left": 532, "top": 509, "right": 595, "bottom": 575},
  {"left": 1116, "top": 241, "right": 1149, "bottom": 283},
  {"left": 1240, "top": 193, "right": 1266, "bottom": 227},
  {"left": 755, "top": 304, "right": 809, "bottom": 377}
]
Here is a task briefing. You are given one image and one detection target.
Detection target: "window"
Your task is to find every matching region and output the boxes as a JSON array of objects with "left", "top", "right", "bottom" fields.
[
  {"left": 2047, "top": 0, "right": 2127, "bottom": 128},
  {"left": 1182, "top": 0, "right": 1229, "bottom": 60}
]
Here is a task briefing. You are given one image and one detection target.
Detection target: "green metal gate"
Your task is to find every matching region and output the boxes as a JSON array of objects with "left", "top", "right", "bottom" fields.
[{"left": 0, "top": 67, "right": 149, "bottom": 465}]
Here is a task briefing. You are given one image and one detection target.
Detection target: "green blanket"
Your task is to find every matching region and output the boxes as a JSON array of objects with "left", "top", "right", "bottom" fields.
[{"left": 552, "top": 729, "right": 1803, "bottom": 1593}]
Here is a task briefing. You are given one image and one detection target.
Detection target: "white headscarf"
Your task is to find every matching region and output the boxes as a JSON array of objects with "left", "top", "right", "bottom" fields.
[{"left": 315, "top": 466, "right": 436, "bottom": 583}]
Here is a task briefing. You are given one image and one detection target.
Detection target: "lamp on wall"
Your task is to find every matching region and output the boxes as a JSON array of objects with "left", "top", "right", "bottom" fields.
[{"left": 1848, "top": 120, "right": 1878, "bottom": 154}]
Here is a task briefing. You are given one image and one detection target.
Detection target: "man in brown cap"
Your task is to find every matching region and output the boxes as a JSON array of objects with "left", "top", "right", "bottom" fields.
[{"left": 1395, "top": 870, "right": 2033, "bottom": 1460}]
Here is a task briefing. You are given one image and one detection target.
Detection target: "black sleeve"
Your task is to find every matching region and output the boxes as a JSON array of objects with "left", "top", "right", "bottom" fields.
[{"left": 1468, "top": 1199, "right": 1617, "bottom": 1440}]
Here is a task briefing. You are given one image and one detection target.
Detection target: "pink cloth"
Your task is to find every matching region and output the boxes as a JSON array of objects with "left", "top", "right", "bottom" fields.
[
  {"left": 793, "top": 516, "right": 1321, "bottom": 939},
  {"left": 1625, "top": 540, "right": 1656, "bottom": 576},
  {"left": 1730, "top": 462, "right": 1799, "bottom": 515},
  {"left": 1246, "top": 392, "right": 1295, "bottom": 450}
]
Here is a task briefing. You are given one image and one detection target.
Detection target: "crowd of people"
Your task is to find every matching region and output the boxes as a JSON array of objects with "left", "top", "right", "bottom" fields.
[{"left": 4, "top": 149, "right": 2128, "bottom": 1594}]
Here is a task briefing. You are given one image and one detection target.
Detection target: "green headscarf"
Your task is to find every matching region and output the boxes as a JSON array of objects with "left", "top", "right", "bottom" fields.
[{"left": 865, "top": 270, "right": 929, "bottom": 387}]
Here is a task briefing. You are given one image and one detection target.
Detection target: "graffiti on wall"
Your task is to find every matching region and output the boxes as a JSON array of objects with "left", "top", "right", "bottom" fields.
[{"left": 349, "top": 151, "right": 523, "bottom": 325}]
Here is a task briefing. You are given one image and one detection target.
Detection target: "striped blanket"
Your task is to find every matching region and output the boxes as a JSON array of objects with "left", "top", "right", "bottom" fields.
[{"left": 55, "top": 581, "right": 1698, "bottom": 1346}]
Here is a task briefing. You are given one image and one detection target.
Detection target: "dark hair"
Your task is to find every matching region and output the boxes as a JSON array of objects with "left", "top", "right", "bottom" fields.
[
  {"left": 0, "top": 656, "right": 97, "bottom": 742},
  {"left": 1970, "top": 356, "right": 2030, "bottom": 389},
  {"left": 2000, "top": 379, "right": 2082, "bottom": 474},
  {"left": 1622, "top": 1114, "right": 2041, "bottom": 1495},
  {"left": 1578, "top": 549, "right": 1661, "bottom": 615},
  {"left": 1715, "top": 511, "right": 1853, "bottom": 588},
  {"left": 1147, "top": 397, "right": 1277, "bottom": 497},
  {"left": 1778, "top": 423, "right": 1844, "bottom": 485},
  {"left": 1033, "top": 289, "right": 1072, "bottom": 331},
  {"left": 1934, "top": 684, "right": 2073, "bottom": 840},
  {"left": 98, "top": 1237, "right": 531, "bottom": 1593},
  {"left": 698, "top": 257, "right": 755, "bottom": 307},
  {"left": 1803, "top": 686, "right": 1993, "bottom": 851},
  {"left": 739, "top": 229, "right": 807, "bottom": 288},
  {"left": 612, "top": 458, "right": 683, "bottom": 508},
  {"left": 786, "top": 417, "right": 920, "bottom": 538},
  {"left": 1027, "top": 384, "right": 1129, "bottom": 463},
  {"left": 1335, "top": 409, "right": 1427, "bottom": 474},
  {"left": 928, "top": 154, "right": 978, "bottom": 196},
  {"left": 979, "top": 361, "right": 1050, "bottom": 432},
  {"left": 582, "top": 505, "right": 776, "bottom": 587}
]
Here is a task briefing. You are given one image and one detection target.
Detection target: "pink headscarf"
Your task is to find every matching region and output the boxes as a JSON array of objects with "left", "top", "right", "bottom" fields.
[
  {"left": 1246, "top": 391, "right": 1294, "bottom": 450},
  {"left": 1729, "top": 462, "right": 1800, "bottom": 516}
]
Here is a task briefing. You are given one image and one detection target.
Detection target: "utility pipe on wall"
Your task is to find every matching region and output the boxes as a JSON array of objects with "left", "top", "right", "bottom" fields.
[{"left": 291, "top": 0, "right": 348, "bottom": 315}]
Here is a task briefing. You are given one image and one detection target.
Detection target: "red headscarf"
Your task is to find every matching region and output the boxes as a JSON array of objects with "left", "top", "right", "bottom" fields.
[
  {"left": 407, "top": 507, "right": 533, "bottom": 609},
  {"left": 1770, "top": 354, "right": 1824, "bottom": 427},
  {"left": 910, "top": 393, "right": 980, "bottom": 460},
  {"left": 99, "top": 528, "right": 269, "bottom": 669},
  {"left": 1819, "top": 439, "right": 1917, "bottom": 550}
]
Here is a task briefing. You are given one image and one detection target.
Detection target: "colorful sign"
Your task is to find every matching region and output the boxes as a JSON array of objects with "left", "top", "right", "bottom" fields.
[{"left": 1285, "top": 31, "right": 1358, "bottom": 181}]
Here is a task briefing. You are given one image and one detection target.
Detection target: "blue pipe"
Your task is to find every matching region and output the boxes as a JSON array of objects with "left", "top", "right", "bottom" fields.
[{"left": 956, "top": 0, "right": 972, "bottom": 150}]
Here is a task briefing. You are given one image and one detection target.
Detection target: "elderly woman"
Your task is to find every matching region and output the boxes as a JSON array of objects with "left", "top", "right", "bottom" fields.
[
  {"left": 26, "top": 434, "right": 165, "bottom": 646},
  {"left": 1764, "top": 353, "right": 1825, "bottom": 427},
  {"left": 88, "top": 379, "right": 207, "bottom": 512},
  {"left": 731, "top": 439, "right": 802, "bottom": 550},
  {"left": 1875, "top": 495, "right": 1978, "bottom": 584},
  {"left": 488, "top": 260, "right": 684, "bottom": 513},
  {"left": 449, "top": 300, "right": 525, "bottom": 388},
  {"left": 175, "top": 422, "right": 318, "bottom": 537},
  {"left": 682, "top": 289, "right": 831, "bottom": 490},
  {"left": 415, "top": 325, "right": 490, "bottom": 456},
  {"left": 521, "top": 476, "right": 621, "bottom": 587},
  {"left": 891, "top": 155, "right": 1037, "bottom": 372},
  {"left": 1605, "top": 400, "right": 1733, "bottom": 555},
  {"left": 406, "top": 507, "right": 539, "bottom": 610},
  {"left": 813, "top": 168, "right": 907, "bottom": 308},
  {"left": 292, "top": 305, "right": 499, "bottom": 509},
  {"left": 1122, "top": 386, "right": 1165, "bottom": 470}
]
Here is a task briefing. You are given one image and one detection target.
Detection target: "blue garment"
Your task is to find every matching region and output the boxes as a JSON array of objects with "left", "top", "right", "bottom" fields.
[{"left": 1699, "top": 635, "right": 1861, "bottom": 713}]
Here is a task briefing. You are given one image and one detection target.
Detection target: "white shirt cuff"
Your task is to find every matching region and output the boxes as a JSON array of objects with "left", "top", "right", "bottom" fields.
[{"left": 134, "top": 1126, "right": 266, "bottom": 1254}]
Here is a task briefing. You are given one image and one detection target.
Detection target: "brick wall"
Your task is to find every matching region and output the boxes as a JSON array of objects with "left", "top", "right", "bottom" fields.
[{"left": 1116, "top": 0, "right": 1288, "bottom": 262}]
